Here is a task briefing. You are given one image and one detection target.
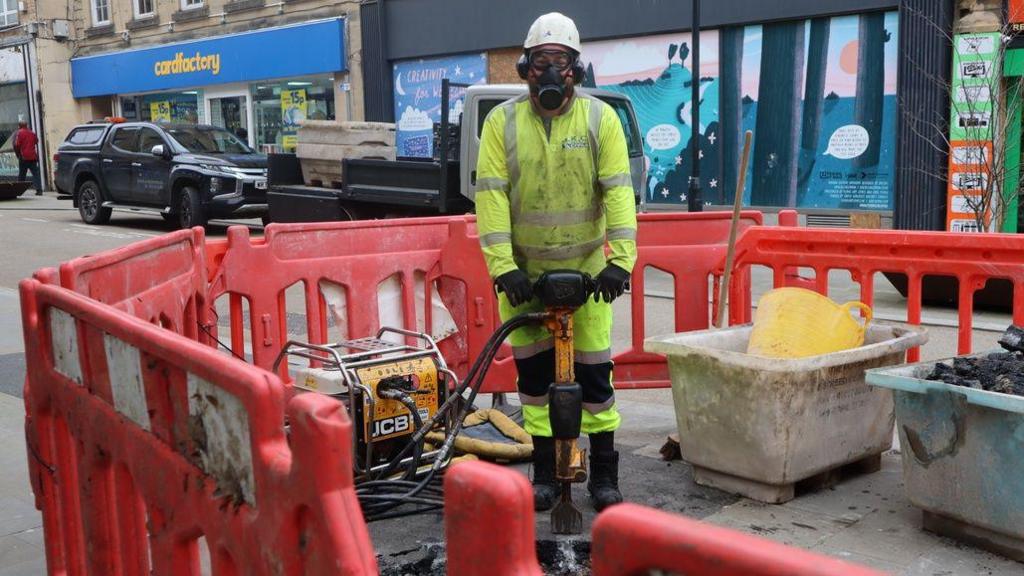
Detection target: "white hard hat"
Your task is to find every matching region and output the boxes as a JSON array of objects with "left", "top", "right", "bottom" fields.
[{"left": 524, "top": 12, "right": 581, "bottom": 53}]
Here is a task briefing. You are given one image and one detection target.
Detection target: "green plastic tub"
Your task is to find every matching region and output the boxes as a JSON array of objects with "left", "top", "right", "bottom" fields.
[{"left": 867, "top": 354, "right": 1024, "bottom": 560}]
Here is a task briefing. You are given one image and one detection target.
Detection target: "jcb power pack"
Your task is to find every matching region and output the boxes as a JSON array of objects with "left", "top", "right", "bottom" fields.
[{"left": 274, "top": 328, "right": 451, "bottom": 479}]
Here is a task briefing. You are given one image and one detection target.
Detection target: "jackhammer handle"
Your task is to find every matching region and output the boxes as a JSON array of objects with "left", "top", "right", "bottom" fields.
[{"left": 533, "top": 269, "right": 596, "bottom": 309}]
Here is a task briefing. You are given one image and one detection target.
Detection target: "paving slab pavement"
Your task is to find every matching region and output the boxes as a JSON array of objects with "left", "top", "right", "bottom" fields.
[{"left": 0, "top": 394, "right": 44, "bottom": 576}]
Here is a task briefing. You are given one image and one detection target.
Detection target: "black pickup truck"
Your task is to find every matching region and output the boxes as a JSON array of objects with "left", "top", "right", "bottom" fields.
[{"left": 54, "top": 121, "right": 268, "bottom": 228}]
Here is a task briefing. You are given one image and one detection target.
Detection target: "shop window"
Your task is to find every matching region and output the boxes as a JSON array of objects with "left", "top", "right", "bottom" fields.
[
  {"left": 135, "top": 0, "right": 154, "bottom": 18},
  {"left": 181, "top": 0, "right": 203, "bottom": 9},
  {"left": 91, "top": 0, "right": 110, "bottom": 25},
  {"left": 251, "top": 76, "right": 335, "bottom": 154},
  {"left": 140, "top": 92, "right": 201, "bottom": 124},
  {"left": 0, "top": 0, "right": 17, "bottom": 27}
]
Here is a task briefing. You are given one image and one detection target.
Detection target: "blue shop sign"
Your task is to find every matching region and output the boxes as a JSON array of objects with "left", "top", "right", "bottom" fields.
[{"left": 71, "top": 18, "right": 346, "bottom": 98}]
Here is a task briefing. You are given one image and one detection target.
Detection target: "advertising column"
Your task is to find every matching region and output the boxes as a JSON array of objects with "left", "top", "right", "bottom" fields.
[{"left": 946, "top": 32, "right": 1000, "bottom": 233}]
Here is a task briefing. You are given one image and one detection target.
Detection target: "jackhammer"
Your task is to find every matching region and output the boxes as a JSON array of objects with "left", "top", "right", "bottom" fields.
[
  {"left": 534, "top": 270, "right": 594, "bottom": 535},
  {"left": 272, "top": 270, "right": 595, "bottom": 532}
]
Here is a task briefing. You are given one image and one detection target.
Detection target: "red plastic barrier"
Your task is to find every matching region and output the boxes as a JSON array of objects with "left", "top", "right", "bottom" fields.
[
  {"left": 58, "top": 228, "right": 213, "bottom": 342},
  {"left": 729, "top": 223, "right": 1024, "bottom": 362},
  {"left": 613, "top": 211, "right": 761, "bottom": 388},
  {"left": 206, "top": 217, "right": 491, "bottom": 384},
  {"left": 206, "top": 212, "right": 761, "bottom": 393},
  {"left": 591, "top": 504, "right": 883, "bottom": 575},
  {"left": 21, "top": 279, "right": 377, "bottom": 575},
  {"left": 444, "top": 461, "right": 543, "bottom": 576}
]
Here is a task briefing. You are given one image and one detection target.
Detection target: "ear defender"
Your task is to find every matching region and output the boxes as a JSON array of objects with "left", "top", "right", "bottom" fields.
[
  {"left": 572, "top": 58, "right": 586, "bottom": 83},
  {"left": 517, "top": 53, "right": 530, "bottom": 80}
]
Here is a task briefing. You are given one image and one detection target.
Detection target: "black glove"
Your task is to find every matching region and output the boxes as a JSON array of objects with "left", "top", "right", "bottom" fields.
[
  {"left": 594, "top": 263, "right": 630, "bottom": 303},
  {"left": 495, "top": 269, "right": 534, "bottom": 307}
]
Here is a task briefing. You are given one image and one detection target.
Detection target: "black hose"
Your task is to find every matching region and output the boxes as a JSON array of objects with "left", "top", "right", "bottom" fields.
[
  {"left": 356, "top": 312, "right": 546, "bottom": 521},
  {"left": 392, "top": 393, "right": 424, "bottom": 481},
  {"left": 371, "top": 312, "right": 543, "bottom": 479}
]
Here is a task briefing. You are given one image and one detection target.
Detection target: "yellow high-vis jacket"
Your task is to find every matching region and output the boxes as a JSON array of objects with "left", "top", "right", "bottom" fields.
[{"left": 474, "top": 92, "right": 638, "bottom": 283}]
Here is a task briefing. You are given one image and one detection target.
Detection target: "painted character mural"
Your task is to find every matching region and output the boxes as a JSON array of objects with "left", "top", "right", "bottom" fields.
[{"left": 583, "top": 11, "right": 898, "bottom": 211}]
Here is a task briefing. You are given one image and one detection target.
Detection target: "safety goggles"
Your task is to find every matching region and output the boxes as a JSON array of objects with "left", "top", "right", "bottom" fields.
[{"left": 529, "top": 49, "right": 574, "bottom": 71}]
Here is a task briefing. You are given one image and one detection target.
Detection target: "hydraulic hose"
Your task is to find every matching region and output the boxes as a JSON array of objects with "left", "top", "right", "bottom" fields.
[
  {"left": 356, "top": 311, "right": 547, "bottom": 521},
  {"left": 392, "top": 392, "right": 424, "bottom": 481},
  {"left": 372, "top": 312, "right": 544, "bottom": 479}
]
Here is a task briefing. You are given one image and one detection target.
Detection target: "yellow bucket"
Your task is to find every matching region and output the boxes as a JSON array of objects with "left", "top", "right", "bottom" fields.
[{"left": 747, "top": 287, "right": 872, "bottom": 358}]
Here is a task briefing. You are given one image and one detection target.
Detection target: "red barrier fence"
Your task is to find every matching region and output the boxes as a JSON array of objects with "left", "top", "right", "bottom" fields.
[
  {"left": 204, "top": 211, "right": 762, "bottom": 393},
  {"left": 730, "top": 217, "right": 1024, "bottom": 362},
  {"left": 445, "top": 461, "right": 882, "bottom": 575},
  {"left": 20, "top": 279, "right": 376, "bottom": 575},
  {"left": 57, "top": 228, "right": 212, "bottom": 342},
  {"left": 29, "top": 212, "right": 1024, "bottom": 574}
]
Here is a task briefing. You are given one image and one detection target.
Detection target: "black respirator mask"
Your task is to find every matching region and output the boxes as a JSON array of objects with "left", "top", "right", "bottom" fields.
[{"left": 533, "top": 65, "right": 568, "bottom": 111}]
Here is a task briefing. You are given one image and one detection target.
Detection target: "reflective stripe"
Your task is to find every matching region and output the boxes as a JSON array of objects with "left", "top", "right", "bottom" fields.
[
  {"left": 475, "top": 177, "right": 509, "bottom": 193},
  {"left": 606, "top": 227, "right": 637, "bottom": 242},
  {"left": 503, "top": 96, "right": 528, "bottom": 218},
  {"left": 514, "top": 236, "right": 605, "bottom": 261},
  {"left": 584, "top": 95, "right": 603, "bottom": 174},
  {"left": 511, "top": 337, "right": 555, "bottom": 359},
  {"left": 518, "top": 392, "right": 548, "bottom": 407},
  {"left": 574, "top": 348, "right": 612, "bottom": 365},
  {"left": 480, "top": 232, "right": 512, "bottom": 247},
  {"left": 599, "top": 173, "right": 632, "bottom": 191},
  {"left": 517, "top": 205, "right": 603, "bottom": 226},
  {"left": 583, "top": 399, "right": 615, "bottom": 414},
  {"left": 581, "top": 404, "right": 621, "bottom": 432}
]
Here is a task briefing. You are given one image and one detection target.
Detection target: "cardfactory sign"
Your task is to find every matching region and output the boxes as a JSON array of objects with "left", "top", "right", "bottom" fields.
[{"left": 153, "top": 52, "right": 221, "bottom": 77}]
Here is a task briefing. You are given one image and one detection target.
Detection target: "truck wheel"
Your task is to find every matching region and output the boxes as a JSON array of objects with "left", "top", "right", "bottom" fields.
[
  {"left": 78, "top": 180, "right": 111, "bottom": 225},
  {"left": 178, "top": 187, "right": 207, "bottom": 229}
]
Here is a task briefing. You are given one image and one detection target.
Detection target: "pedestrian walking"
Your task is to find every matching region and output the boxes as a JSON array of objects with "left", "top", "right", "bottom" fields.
[{"left": 14, "top": 121, "right": 41, "bottom": 194}]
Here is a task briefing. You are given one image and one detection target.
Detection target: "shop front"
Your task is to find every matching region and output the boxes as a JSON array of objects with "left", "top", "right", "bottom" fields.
[{"left": 70, "top": 18, "right": 346, "bottom": 153}]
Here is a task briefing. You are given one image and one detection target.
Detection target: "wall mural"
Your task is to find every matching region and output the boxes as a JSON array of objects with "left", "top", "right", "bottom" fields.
[
  {"left": 393, "top": 53, "right": 488, "bottom": 158},
  {"left": 583, "top": 11, "right": 899, "bottom": 210},
  {"left": 584, "top": 30, "right": 721, "bottom": 206}
]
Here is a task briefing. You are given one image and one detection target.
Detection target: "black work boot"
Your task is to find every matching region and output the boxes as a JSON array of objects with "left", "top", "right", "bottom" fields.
[
  {"left": 588, "top": 432, "right": 623, "bottom": 512},
  {"left": 531, "top": 435, "right": 559, "bottom": 511}
]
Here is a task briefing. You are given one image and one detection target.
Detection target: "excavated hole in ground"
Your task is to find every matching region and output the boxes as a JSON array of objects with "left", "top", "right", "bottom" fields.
[{"left": 378, "top": 540, "right": 592, "bottom": 576}]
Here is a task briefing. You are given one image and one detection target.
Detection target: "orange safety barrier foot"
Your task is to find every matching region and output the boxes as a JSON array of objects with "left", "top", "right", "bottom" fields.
[{"left": 444, "top": 461, "right": 543, "bottom": 576}]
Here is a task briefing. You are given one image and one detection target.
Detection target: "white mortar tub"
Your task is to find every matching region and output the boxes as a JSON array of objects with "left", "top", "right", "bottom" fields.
[{"left": 645, "top": 324, "right": 928, "bottom": 503}]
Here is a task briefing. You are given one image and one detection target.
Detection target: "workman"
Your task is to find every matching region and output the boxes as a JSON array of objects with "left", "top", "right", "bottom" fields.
[{"left": 474, "top": 12, "right": 638, "bottom": 512}]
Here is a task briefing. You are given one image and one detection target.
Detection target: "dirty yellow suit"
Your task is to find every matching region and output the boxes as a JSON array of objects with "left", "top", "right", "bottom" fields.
[{"left": 474, "top": 92, "right": 638, "bottom": 436}]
